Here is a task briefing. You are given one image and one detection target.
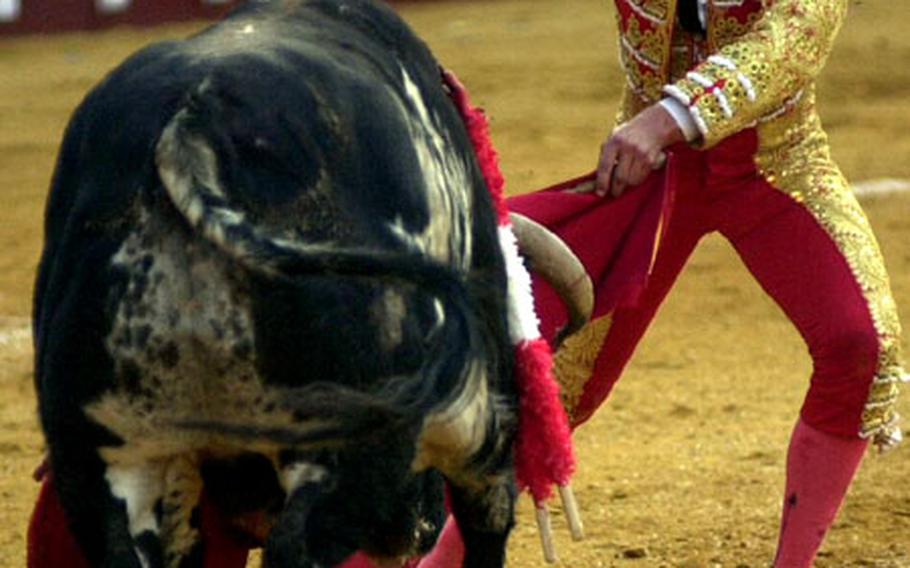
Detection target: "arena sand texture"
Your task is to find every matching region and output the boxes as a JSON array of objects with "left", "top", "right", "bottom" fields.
[{"left": 1, "top": 0, "right": 909, "bottom": 566}]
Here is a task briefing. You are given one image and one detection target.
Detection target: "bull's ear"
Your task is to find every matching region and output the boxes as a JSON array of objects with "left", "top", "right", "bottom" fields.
[
  {"left": 155, "top": 109, "right": 257, "bottom": 273},
  {"left": 510, "top": 213, "right": 593, "bottom": 346},
  {"left": 156, "top": 108, "right": 224, "bottom": 231}
]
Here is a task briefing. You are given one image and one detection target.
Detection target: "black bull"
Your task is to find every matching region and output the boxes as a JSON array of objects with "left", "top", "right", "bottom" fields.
[{"left": 33, "top": 1, "right": 591, "bottom": 567}]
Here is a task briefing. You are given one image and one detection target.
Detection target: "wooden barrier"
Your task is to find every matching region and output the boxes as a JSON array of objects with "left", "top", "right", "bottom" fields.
[{"left": 0, "top": 0, "right": 240, "bottom": 36}]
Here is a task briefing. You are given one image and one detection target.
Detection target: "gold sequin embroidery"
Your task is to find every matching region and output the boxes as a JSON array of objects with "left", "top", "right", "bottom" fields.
[
  {"left": 754, "top": 94, "right": 905, "bottom": 450},
  {"left": 553, "top": 315, "right": 615, "bottom": 420},
  {"left": 661, "top": 0, "right": 847, "bottom": 147},
  {"left": 627, "top": 0, "right": 671, "bottom": 23},
  {"left": 618, "top": 14, "right": 672, "bottom": 102},
  {"left": 709, "top": 10, "right": 761, "bottom": 49}
]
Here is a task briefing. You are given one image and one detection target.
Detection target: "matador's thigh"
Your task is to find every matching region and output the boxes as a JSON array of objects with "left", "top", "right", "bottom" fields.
[{"left": 713, "top": 137, "right": 905, "bottom": 450}]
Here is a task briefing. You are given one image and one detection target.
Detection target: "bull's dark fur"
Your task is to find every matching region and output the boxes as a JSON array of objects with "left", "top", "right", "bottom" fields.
[{"left": 34, "top": 1, "right": 519, "bottom": 566}]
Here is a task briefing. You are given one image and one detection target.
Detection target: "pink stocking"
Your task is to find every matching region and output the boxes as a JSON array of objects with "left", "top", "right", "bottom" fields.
[{"left": 774, "top": 418, "right": 868, "bottom": 567}]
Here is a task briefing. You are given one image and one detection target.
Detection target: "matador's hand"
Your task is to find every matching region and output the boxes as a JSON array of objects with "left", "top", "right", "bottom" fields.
[{"left": 595, "top": 103, "right": 686, "bottom": 197}]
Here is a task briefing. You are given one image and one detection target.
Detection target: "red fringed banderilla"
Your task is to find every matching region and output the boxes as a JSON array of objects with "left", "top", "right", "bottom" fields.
[{"left": 443, "top": 69, "right": 587, "bottom": 562}]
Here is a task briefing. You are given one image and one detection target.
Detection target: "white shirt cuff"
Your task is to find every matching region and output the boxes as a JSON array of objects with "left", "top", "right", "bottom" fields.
[{"left": 658, "top": 98, "right": 700, "bottom": 143}]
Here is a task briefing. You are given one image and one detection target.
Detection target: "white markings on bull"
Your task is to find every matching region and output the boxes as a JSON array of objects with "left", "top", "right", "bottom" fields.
[
  {"left": 160, "top": 455, "right": 204, "bottom": 567},
  {"left": 211, "top": 206, "right": 246, "bottom": 227},
  {"left": 93, "top": 202, "right": 344, "bottom": 468},
  {"left": 413, "top": 358, "right": 491, "bottom": 480},
  {"left": 431, "top": 298, "right": 446, "bottom": 335},
  {"left": 280, "top": 462, "right": 329, "bottom": 497},
  {"left": 372, "top": 288, "right": 408, "bottom": 352},
  {"left": 394, "top": 68, "right": 472, "bottom": 270},
  {"left": 388, "top": 215, "right": 423, "bottom": 252},
  {"left": 106, "top": 463, "right": 166, "bottom": 568},
  {"left": 158, "top": 114, "right": 229, "bottom": 224},
  {"left": 182, "top": 21, "right": 278, "bottom": 62},
  {"left": 90, "top": 202, "right": 270, "bottom": 461}
]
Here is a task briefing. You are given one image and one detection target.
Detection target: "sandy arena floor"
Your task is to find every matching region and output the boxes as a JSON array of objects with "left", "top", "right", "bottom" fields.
[{"left": 1, "top": 0, "right": 909, "bottom": 566}]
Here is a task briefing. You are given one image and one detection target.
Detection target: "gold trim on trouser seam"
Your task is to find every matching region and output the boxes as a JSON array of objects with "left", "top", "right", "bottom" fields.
[
  {"left": 754, "top": 106, "right": 906, "bottom": 451},
  {"left": 553, "top": 315, "right": 614, "bottom": 421}
]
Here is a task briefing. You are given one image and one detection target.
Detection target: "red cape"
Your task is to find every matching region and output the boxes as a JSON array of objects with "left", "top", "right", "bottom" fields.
[{"left": 506, "top": 164, "right": 675, "bottom": 352}]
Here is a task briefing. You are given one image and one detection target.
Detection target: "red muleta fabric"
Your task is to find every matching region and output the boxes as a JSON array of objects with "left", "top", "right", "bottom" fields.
[{"left": 506, "top": 165, "right": 675, "bottom": 351}]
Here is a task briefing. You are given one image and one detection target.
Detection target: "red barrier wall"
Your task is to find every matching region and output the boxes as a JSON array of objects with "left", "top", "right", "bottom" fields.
[{"left": 0, "top": 0, "right": 240, "bottom": 36}]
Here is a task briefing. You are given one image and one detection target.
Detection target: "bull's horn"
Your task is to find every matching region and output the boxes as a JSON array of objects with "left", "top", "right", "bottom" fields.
[{"left": 510, "top": 212, "right": 594, "bottom": 346}]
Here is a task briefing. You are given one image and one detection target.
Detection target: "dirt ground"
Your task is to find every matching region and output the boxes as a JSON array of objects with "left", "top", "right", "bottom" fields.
[{"left": 1, "top": 0, "right": 909, "bottom": 566}]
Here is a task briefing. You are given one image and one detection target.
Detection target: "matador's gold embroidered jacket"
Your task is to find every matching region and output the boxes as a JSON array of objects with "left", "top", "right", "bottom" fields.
[
  {"left": 604, "top": 0, "right": 906, "bottom": 449},
  {"left": 615, "top": 0, "right": 845, "bottom": 147}
]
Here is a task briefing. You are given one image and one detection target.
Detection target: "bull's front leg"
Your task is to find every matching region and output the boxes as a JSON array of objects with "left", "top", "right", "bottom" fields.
[
  {"left": 265, "top": 484, "right": 362, "bottom": 568},
  {"left": 42, "top": 414, "right": 168, "bottom": 567},
  {"left": 447, "top": 477, "right": 516, "bottom": 568},
  {"left": 99, "top": 460, "right": 168, "bottom": 567},
  {"left": 265, "top": 460, "right": 356, "bottom": 568},
  {"left": 99, "top": 454, "right": 205, "bottom": 568},
  {"left": 159, "top": 454, "right": 205, "bottom": 567},
  {"left": 48, "top": 446, "right": 150, "bottom": 568},
  {"left": 412, "top": 351, "right": 518, "bottom": 567},
  {"left": 413, "top": 388, "right": 517, "bottom": 565}
]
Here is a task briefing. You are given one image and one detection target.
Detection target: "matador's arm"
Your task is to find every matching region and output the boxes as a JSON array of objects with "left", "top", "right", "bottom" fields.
[{"left": 662, "top": 0, "right": 848, "bottom": 147}]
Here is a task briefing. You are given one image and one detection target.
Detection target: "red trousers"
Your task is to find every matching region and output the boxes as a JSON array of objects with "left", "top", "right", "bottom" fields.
[{"left": 571, "top": 131, "right": 882, "bottom": 438}]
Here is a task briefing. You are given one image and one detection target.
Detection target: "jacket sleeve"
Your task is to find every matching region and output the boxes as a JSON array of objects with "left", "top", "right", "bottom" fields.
[{"left": 662, "top": 0, "right": 847, "bottom": 147}]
